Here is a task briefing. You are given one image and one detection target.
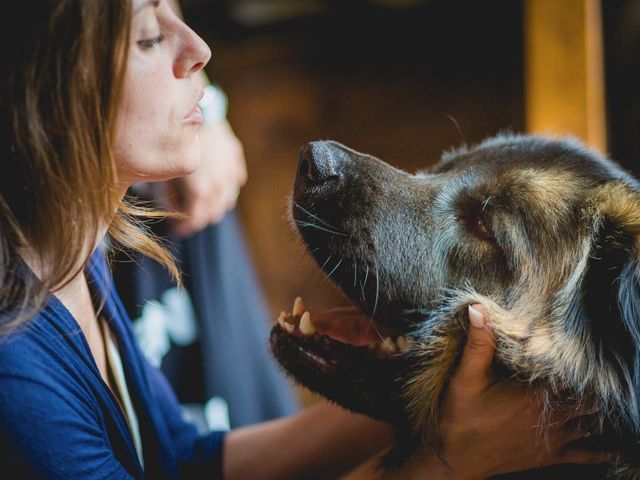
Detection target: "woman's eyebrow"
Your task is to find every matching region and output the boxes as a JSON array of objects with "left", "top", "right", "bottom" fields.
[{"left": 134, "top": 0, "right": 160, "bottom": 14}]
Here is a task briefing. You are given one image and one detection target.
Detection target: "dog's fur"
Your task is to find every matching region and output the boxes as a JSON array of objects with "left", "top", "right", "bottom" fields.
[{"left": 270, "top": 134, "right": 640, "bottom": 479}]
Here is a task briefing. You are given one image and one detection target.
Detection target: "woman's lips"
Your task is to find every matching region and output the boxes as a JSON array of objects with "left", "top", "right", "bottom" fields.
[
  {"left": 184, "top": 89, "right": 205, "bottom": 124},
  {"left": 184, "top": 104, "right": 204, "bottom": 124}
]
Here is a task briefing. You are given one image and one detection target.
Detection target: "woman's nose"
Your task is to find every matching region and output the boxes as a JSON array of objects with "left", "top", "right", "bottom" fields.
[{"left": 173, "top": 25, "right": 211, "bottom": 78}]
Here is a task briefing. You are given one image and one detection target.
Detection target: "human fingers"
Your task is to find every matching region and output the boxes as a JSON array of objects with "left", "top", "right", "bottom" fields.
[
  {"left": 450, "top": 304, "right": 496, "bottom": 392},
  {"left": 552, "top": 448, "right": 615, "bottom": 466},
  {"left": 206, "top": 150, "right": 242, "bottom": 218},
  {"left": 171, "top": 205, "right": 209, "bottom": 238},
  {"left": 170, "top": 183, "right": 222, "bottom": 237},
  {"left": 222, "top": 184, "right": 240, "bottom": 212},
  {"left": 206, "top": 182, "right": 230, "bottom": 223},
  {"left": 218, "top": 120, "right": 247, "bottom": 180},
  {"left": 545, "top": 403, "right": 601, "bottom": 444},
  {"left": 558, "top": 420, "right": 603, "bottom": 445},
  {"left": 165, "top": 180, "right": 203, "bottom": 238},
  {"left": 230, "top": 137, "right": 247, "bottom": 187}
]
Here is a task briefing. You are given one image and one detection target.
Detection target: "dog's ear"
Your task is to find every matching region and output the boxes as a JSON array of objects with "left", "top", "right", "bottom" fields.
[{"left": 582, "top": 180, "right": 640, "bottom": 433}]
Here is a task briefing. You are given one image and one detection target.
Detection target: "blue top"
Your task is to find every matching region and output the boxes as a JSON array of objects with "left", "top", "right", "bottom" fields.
[{"left": 0, "top": 252, "right": 226, "bottom": 479}]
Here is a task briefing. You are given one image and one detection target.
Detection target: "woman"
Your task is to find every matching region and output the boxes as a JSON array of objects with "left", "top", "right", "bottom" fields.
[{"left": 0, "top": 0, "right": 609, "bottom": 478}]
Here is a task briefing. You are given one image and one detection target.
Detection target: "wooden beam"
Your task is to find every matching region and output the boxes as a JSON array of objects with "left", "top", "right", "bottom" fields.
[{"left": 524, "top": 0, "right": 607, "bottom": 153}]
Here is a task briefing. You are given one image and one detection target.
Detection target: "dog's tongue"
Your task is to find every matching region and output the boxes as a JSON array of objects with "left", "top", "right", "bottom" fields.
[{"left": 310, "top": 307, "right": 395, "bottom": 346}]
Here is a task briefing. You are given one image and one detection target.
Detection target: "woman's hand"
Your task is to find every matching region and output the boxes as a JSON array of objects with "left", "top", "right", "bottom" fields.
[{"left": 400, "top": 304, "right": 611, "bottom": 479}]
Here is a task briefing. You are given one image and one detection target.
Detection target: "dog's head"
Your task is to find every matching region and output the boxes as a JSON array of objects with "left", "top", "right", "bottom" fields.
[{"left": 270, "top": 134, "right": 640, "bottom": 461}]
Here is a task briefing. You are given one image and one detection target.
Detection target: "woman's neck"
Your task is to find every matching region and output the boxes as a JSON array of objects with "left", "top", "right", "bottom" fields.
[
  {"left": 20, "top": 222, "right": 114, "bottom": 388},
  {"left": 54, "top": 270, "right": 98, "bottom": 329},
  {"left": 19, "top": 219, "right": 111, "bottom": 330}
]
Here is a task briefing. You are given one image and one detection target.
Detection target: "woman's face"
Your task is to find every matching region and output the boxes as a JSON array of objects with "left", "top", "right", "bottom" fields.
[{"left": 114, "top": 0, "right": 211, "bottom": 185}]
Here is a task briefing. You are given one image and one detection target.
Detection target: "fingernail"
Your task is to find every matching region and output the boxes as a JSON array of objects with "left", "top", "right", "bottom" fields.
[{"left": 468, "top": 304, "right": 486, "bottom": 328}]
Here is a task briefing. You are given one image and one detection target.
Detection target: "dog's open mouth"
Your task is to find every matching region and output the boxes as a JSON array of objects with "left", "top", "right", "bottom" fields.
[{"left": 270, "top": 296, "right": 412, "bottom": 422}]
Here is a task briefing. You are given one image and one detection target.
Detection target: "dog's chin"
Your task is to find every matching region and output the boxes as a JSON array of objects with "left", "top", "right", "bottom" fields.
[
  {"left": 269, "top": 319, "right": 410, "bottom": 422},
  {"left": 271, "top": 201, "right": 417, "bottom": 421}
]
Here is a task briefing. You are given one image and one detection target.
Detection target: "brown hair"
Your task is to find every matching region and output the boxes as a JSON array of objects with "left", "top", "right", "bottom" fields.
[{"left": 0, "top": 0, "right": 179, "bottom": 334}]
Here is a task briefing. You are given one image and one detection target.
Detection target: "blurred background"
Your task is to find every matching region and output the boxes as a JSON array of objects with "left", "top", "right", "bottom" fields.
[
  {"left": 172, "top": 0, "right": 639, "bottom": 405},
  {"left": 183, "top": 0, "right": 523, "bottom": 347}
]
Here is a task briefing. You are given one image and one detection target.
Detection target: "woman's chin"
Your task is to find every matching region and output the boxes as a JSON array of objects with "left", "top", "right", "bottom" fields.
[
  {"left": 174, "top": 145, "right": 203, "bottom": 176},
  {"left": 118, "top": 151, "right": 203, "bottom": 185},
  {"left": 168, "top": 159, "right": 200, "bottom": 179}
]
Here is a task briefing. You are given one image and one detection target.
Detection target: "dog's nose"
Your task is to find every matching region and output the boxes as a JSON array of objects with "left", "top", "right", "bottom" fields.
[{"left": 297, "top": 141, "right": 342, "bottom": 186}]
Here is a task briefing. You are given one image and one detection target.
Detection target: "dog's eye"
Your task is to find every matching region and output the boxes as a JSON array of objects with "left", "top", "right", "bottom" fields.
[
  {"left": 458, "top": 211, "right": 494, "bottom": 241},
  {"left": 454, "top": 194, "right": 496, "bottom": 242},
  {"left": 474, "top": 215, "right": 492, "bottom": 239}
]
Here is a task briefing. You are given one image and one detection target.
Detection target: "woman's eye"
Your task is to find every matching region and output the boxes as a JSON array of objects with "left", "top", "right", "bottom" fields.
[{"left": 137, "top": 33, "right": 164, "bottom": 50}]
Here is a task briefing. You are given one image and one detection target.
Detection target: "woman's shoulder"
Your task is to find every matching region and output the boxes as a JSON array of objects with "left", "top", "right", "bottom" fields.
[
  {"left": 0, "top": 310, "right": 107, "bottom": 443},
  {"left": 0, "top": 310, "right": 127, "bottom": 479},
  {"left": 0, "top": 248, "right": 110, "bottom": 374},
  {"left": 0, "top": 304, "right": 93, "bottom": 388}
]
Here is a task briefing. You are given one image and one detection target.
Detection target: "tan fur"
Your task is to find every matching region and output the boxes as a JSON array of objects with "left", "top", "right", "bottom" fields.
[
  {"left": 397, "top": 180, "right": 640, "bottom": 477},
  {"left": 590, "top": 181, "right": 640, "bottom": 244},
  {"left": 507, "top": 168, "right": 583, "bottom": 218},
  {"left": 404, "top": 319, "right": 465, "bottom": 446}
]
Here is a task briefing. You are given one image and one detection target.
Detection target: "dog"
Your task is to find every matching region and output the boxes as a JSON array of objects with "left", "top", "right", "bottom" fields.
[{"left": 270, "top": 134, "right": 640, "bottom": 479}]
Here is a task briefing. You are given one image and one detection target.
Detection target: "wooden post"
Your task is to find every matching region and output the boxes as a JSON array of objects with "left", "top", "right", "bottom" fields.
[{"left": 524, "top": 0, "right": 607, "bottom": 153}]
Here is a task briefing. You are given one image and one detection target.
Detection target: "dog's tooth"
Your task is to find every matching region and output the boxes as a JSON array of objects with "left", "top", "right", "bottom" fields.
[
  {"left": 292, "top": 296, "right": 305, "bottom": 317},
  {"left": 299, "top": 311, "right": 316, "bottom": 336},
  {"left": 277, "top": 309, "right": 296, "bottom": 333},
  {"left": 396, "top": 335, "right": 408, "bottom": 352},
  {"left": 381, "top": 337, "right": 397, "bottom": 352}
]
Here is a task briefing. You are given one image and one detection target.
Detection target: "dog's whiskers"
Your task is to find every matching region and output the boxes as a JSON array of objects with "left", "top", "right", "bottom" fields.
[
  {"left": 319, "top": 255, "right": 332, "bottom": 271},
  {"left": 373, "top": 264, "right": 380, "bottom": 317},
  {"left": 445, "top": 113, "right": 466, "bottom": 145},
  {"left": 294, "top": 220, "right": 348, "bottom": 237},
  {"left": 326, "top": 258, "right": 343, "bottom": 279},
  {"left": 366, "top": 316, "right": 388, "bottom": 345},
  {"left": 294, "top": 203, "right": 347, "bottom": 233},
  {"left": 353, "top": 259, "right": 358, "bottom": 288},
  {"left": 294, "top": 202, "right": 336, "bottom": 228},
  {"left": 359, "top": 265, "right": 369, "bottom": 302}
]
